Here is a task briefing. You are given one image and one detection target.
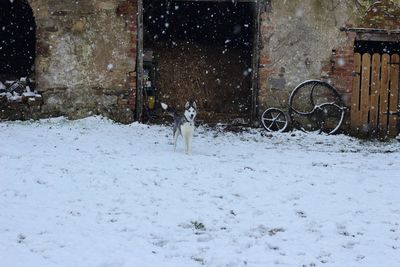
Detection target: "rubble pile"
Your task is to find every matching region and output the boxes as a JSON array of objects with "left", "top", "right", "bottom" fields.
[
  {"left": 0, "top": 77, "right": 42, "bottom": 104},
  {"left": 0, "top": 77, "right": 43, "bottom": 121}
]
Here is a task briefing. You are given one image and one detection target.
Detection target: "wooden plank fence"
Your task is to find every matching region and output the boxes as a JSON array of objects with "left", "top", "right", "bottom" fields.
[{"left": 351, "top": 53, "right": 400, "bottom": 137}]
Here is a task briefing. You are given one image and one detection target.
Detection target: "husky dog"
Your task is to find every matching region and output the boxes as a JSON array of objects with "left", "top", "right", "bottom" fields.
[{"left": 161, "top": 100, "right": 197, "bottom": 154}]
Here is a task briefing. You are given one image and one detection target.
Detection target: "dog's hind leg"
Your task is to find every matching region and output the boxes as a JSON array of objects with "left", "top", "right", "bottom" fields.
[
  {"left": 183, "top": 131, "right": 192, "bottom": 155},
  {"left": 184, "top": 135, "right": 189, "bottom": 154}
]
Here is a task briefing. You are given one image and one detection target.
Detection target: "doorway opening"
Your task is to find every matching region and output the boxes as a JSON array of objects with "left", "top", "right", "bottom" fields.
[
  {"left": 0, "top": 0, "right": 36, "bottom": 81},
  {"left": 143, "top": 0, "right": 257, "bottom": 124}
]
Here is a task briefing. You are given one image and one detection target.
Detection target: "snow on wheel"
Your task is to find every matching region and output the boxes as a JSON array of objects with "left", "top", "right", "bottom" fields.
[{"left": 261, "top": 108, "right": 288, "bottom": 132}]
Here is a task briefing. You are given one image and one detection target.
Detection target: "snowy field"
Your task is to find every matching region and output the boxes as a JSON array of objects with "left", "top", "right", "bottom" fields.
[{"left": 1, "top": 116, "right": 399, "bottom": 267}]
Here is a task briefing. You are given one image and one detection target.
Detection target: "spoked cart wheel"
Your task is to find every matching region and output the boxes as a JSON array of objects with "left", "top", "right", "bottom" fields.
[
  {"left": 261, "top": 108, "right": 288, "bottom": 132},
  {"left": 288, "top": 80, "right": 346, "bottom": 134},
  {"left": 314, "top": 103, "right": 346, "bottom": 135}
]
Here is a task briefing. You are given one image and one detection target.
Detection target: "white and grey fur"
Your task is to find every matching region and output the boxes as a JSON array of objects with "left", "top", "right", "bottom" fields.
[{"left": 161, "top": 100, "right": 197, "bottom": 154}]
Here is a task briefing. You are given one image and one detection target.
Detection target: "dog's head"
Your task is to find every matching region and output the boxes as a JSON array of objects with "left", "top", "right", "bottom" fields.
[{"left": 184, "top": 100, "right": 197, "bottom": 122}]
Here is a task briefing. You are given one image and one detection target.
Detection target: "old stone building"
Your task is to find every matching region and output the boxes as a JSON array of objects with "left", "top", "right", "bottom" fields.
[{"left": 1, "top": 0, "right": 399, "bottom": 136}]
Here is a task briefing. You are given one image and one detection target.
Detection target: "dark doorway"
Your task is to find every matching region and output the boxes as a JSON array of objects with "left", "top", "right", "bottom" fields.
[
  {"left": 354, "top": 40, "right": 400, "bottom": 55},
  {"left": 143, "top": 0, "right": 256, "bottom": 123},
  {"left": 0, "top": 0, "right": 36, "bottom": 80}
]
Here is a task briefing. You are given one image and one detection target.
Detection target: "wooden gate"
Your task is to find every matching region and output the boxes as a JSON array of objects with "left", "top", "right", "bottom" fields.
[{"left": 351, "top": 53, "right": 399, "bottom": 137}]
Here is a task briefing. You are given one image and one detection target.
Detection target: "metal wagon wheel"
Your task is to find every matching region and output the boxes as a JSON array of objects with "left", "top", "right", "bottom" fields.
[
  {"left": 314, "top": 103, "right": 346, "bottom": 134},
  {"left": 260, "top": 108, "right": 288, "bottom": 132},
  {"left": 288, "top": 80, "right": 346, "bottom": 134}
]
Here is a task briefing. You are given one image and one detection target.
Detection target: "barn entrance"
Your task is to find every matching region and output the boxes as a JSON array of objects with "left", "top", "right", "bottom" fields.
[
  {"left": 141, "top": 0, "right": 259, "bottom": 124},
  {"left": 351, "top": 35, "right": 400, "bottom": 138},
  {"left": 0, "top": 0, "right": 41, "bottom": 121},
  {"left": 0, "top": 0, "right": 36, "bottom": 81}
]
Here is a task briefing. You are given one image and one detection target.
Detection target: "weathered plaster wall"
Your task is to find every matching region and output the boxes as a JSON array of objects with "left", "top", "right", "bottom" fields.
[
  {"left": 258, "top": 0, "right": 362, "bottom": 112},
  {"left": 28, "top": 0, "right": 137, "bottom": 123}
]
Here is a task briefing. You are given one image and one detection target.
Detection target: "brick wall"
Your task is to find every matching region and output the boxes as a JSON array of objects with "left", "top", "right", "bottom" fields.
[
  {"left": 321, "top": 32, "right": 356, "bottom": 106},
  {"left": 319, "top": 32, "right": 356, "bottom": 129},
  {"left": 117, "top": 0, "right": 138, "bottom": 113}
]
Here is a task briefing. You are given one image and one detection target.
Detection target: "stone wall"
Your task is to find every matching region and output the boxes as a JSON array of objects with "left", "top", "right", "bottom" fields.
[
  {"left": 257, "top": 0, "right": 364, "bottom": 113},
  {"left": 4, "top": 0, "right": 399, "bottom": 126},
  {"left": 27, "top": 0, "right": 138, "bottom": 123}
]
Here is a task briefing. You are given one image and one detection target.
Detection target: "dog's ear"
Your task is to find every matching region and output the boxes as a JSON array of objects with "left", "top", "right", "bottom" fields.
[
  {"left": 185, "top": 101, "right": 190, "bottom": 109},
  {"left": 192, "top": 101, "right": 197, "bottom": 109}
]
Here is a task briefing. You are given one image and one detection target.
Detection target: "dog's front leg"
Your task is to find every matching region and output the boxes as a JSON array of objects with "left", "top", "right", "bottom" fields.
[
  {"left": 183, "top": 133, "right": 190, "bottom": 155},
  {"left": 185, "top": 129, "right": 193, "bottom": 155},
  {"left": 183, "top": 135, "right": 188, "bottom": 154},
  {"left": 173, "top": 130, "right": 179, "bottom": 152},
  {"left": 187, "top": 134, "right": 193, "bottom": 155}
]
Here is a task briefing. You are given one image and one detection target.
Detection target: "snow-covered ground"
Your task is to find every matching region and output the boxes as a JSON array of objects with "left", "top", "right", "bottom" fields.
[{"left": 1, "top": 116, "right": 399, "bottom": 267}]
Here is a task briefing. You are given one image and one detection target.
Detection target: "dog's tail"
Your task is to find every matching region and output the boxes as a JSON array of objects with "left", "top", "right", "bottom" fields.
[{"left": 161, "top": 103, "right": 177, "bottom": 118}]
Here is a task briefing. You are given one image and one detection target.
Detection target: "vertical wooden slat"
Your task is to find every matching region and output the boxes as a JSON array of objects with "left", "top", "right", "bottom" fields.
[
  {"left": 378, "top": 54, "right": 391, "bottom": 135},
  {"left": 370, "top": 53, "right": 381, "bottom": 133},
  {"left": 360, "top": 53, "right": 371, "bottom": 133},
  {"left": 388, "top": 54, "right": 399, "bottom": 137},
  {"left": 351, "top": 53, "right": 362, "bottom": 132}
]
